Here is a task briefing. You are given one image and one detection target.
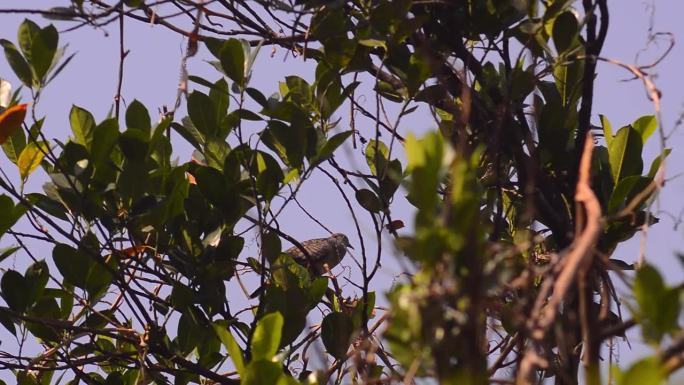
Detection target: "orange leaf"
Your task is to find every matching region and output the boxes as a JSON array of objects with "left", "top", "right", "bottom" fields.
[
  {"left": 116, "top": 245, "right": 148, "bottom": 259},
  {"left": 0, "top": 104, "right": 28, "bottom": 144},
  {"left": 386, "top": 219, "right": 405, "bottom": 232}
]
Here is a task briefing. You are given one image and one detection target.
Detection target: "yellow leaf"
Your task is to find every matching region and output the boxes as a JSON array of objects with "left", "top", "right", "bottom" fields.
[
  {"left": 17, "top": 141, "right": 48, "bottom": 182},
  {"left": 0, "top": 103, "right": 28, "bottom": 144}
]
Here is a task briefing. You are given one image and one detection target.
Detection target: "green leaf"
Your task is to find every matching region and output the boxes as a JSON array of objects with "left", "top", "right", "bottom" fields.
[
  {"left": 123, "top": 0, "right": 144, "bottom": 7},
  {"left": 1, "top": 270, "right": 29, "bottom": 312},
  {"left": 69, "top": 105, "right": 95, "bottom": 150},
  {"left": 194, "top": 166, "right": 226, "bottom": 205},
  {"left": 125, "top": 99, "right": 151, "bottom": 134},
  {"left": 552, "top": 58, "right": 583, "bottom": 107},
  {"left": 90, "top": 118, "right": 120, "bottom": 173},
  {"left": 552, "top": 11, "right": 579, "bottom": 54},
  {"left": 600, "top": 114, "right": 612, "bottom": 147},
  {"left": 321, "top": 312, "right": 354, "bottom": 359},
  {"left": 171, "top": 118, "right": 204, "bottom": 150},
  {"left": 261, "top": 231, "right": 281, "bottom": 263},
  {"left": 118, "top": 129, "right": 149, "bottom": 161},
  {"left": 634, "top": 264, "right": 679, "bottom": 343},
  {"left": 177, "top": 310, "right": 202, "bottom": 354},
  {"left": 17, "top": 141, "right": 48, "bottom": 183},
  {"left": 276, "top": 375, "right": 300, "bottom": 385},
  {"left": 25, "top": 193, "right": 68, "bottom": 221},
  {"left": 18, "top": 20, "right": 58, "bottom": 81},
  {"left": 209, "top": 78, "right": 230, "bottom": 122},
  {"left": 355, "top": 189, "right": 382, "bottom": 213},
  {"left": 607, "top": 259, "right": 635, "bottom": 271},
  {"left": 0, "top": 246, "right": 20, "bottom": 264},
  {"left": 212, "top": 321, "right": 245, "bottom": 376},
  {"left": 1, "top": 118, "right": 26, "bottom": 164},
  {"left": 405, "top": 132, "right": 444, "bottom": 213},
  {"left": 251, "top": 312, "right": 283, "bottom": 360},
  {"left": 0, "top": 39, "right": 33, "bottom": 87},
  {"left": 358, "top": 39, "right": 387, "bottom": 50},
  {"left": 647, "top": 148, "right": 671, "bottom": 178},
  {"left": 632, "top": 115, "right": 657, "bottom": 144},
  {"left": 242, "top": 360, "right": 283, "bottom": 385},
  {"left": 0, "top": 307, "right": 16, "bottom": 335},
  {"left": 616, "top": 357, "right": 664, "bottom": 385},
  {"left": 24, "top": 260, "right": 48, "bottom": 308},
  {"left": 0, "top": 195, "right": 27, "bottom": 237},
  {"left": 284, "top": 76, "right": 312, "bottom": 106},
  {"left": 307, "top": 277, "right": 328, "bottom": 306},
  {"left": 261, "top": 120, "right": 304, "bottom": 168},
  {"left": 52, "top": 244, "right": 90, "bottom": 289},
  {"left": 608, "top": 126, "right": 643, "bottom": 182},
  {"left": 188, "top": 91, "right": 218, "bottom": 139},
  {"left": 365, "top": 139, "right": 389, "bottom": 176},
  {"left": 606, "top": 176, "right": 651, "bottom": 214},
  {"left": 255, "top": 152, "right": 284, "bottom": 201},
  {"left": 246, "top": 87, "right": 268, "bottom": 107},
  {"left": 314, "top": 130, "right": 352, "bottom": 164},
  {"left": 217, "top": 39, "right": 245, "bottom": 86}
]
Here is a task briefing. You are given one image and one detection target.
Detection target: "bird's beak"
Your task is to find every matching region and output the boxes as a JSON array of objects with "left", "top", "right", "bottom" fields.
[{"left": 348, "top": 244, "right": 354, "bottom": 250}]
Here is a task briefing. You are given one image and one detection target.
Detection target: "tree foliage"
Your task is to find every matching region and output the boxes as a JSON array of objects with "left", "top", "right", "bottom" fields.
[{"left": 0, "top": 1, "right": 680, "bottom": 385}]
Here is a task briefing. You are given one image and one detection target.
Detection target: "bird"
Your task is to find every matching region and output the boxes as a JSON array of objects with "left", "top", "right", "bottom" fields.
[
  {"left": 285, "top": 233, "right": 353, "bottom": 276},
  {"left": 249, "top": 233, "right": 353, "bottom": 299}
]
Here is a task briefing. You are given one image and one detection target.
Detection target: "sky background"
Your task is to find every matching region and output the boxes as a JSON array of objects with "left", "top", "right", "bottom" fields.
[{"left": 0, "top": 0, "right": 683, "bottom": 382}]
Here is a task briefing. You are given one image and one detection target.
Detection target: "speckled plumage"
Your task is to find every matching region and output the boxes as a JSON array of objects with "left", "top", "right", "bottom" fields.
[{"left": 286, "top": 233, "right": 352, "bottom": 275}]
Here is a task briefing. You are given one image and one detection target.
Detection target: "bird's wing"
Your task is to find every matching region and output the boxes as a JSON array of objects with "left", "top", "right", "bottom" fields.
[{"left": 285, "top": 238, "right": 329, "bottom": 263}]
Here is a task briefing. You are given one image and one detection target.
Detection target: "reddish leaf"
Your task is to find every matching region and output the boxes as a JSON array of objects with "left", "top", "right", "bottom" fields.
[
  {"left": 0, "top": 104, "right": 28, "bottom": 144},
  {"left": 386, "top": 220, "right": 405, "bottom": 231}
]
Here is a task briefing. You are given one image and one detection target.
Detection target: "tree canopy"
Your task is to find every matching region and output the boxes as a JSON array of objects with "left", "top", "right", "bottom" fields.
[{"left": 0, "top": 1, "right": 681, "bottom": 385}]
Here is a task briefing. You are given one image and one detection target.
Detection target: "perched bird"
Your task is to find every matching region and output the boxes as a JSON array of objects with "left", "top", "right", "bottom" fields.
[
  {"left": 249, "top": 233, "right": 353, "bottom": 299},
  {"left": 286, "top": 233, "right": 353, "bottom": 275}
]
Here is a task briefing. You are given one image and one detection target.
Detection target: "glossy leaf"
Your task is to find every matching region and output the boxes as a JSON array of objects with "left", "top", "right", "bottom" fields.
[
  {"left": 0, "top": 307, "right": 16, "bottom": 335},
  {"left": 0, "top": 246, "right": 20, "bottom": 264},
  {"left": 600, "top": 114, "right": 613, "bottom": 147},
  {"left": 313, "top": 130, "right": 352, "bottom": 164},
  {"left": 52, "top": 244, "right": 90, "bottom": 289},
  {"left": 242, "top": 360, "right": 283, "bottom": 385},
  {"left": 218, "top": 39, "right": 245, "bottom": 86},
  {"left": 608, "top": 126, "right": 643, "bottom": 182},
  {"left": 251, "top": 311, "right": 283, "bottom": 360},
  {"left": 356, "top": 188, "right": 382, "bottom": 213},
  {"left": 69, "top": 105, "right": 95, "bottom": 150},
  {"left": 125, "top": 99, "right": 151, "bottom": 134},
  {"left": 90, "top": 118, "right": 119, "bottom": 172},
  {"left": 188, "top": 91, "right": 218, "bottom": 139},
  {"left": 321, "top": 311, "right": 354, "bottom": 359},
  {"left": 632, "top": 115, "right": 657, "bottom": 144},
  {"left": 365, "top": 139, "right": 389, "bottom": 176},
  {"left": 118, "top": 129, "right": 149, "bottom": 161},
  {"left": 647, "top": 148, "right": 671, "bottom": 178},
  {"left": 0, "top": 195, "right": 27, "bottom": 238},
  {"left": 1, "top": 115, "right": 26, "bottom": 164},
  {"left": 1, "top": 270, "right": 30, "bottom": 312},
  {"left": 0, "top": 103, "right": 27, "bottom": 145},
  {"left": 616, "top": 357, "right": 664, "bottom": 385},
  {"left": 0, "top": 39, "right": 33, "bottom": 87},
  {"left": 213, "top": 321, "right": 245, "bottom": 376},
  {"left": 209, "top": 78, "right": 230, "bottom": 123},
  {"left": 607, "top": 176, "right": 651, "bottom": 214},
  {"left": 17, "top": 20, "right": 58, "bottom": 81},
  {"left": 17, "top": 141, "right": 48, "bottom": 183},
  {"left": 552, "top": 11, "right": 579, "bottom": 54},
  {"left": 634, "top": 264, "right": 680, "bottom": 343}
]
